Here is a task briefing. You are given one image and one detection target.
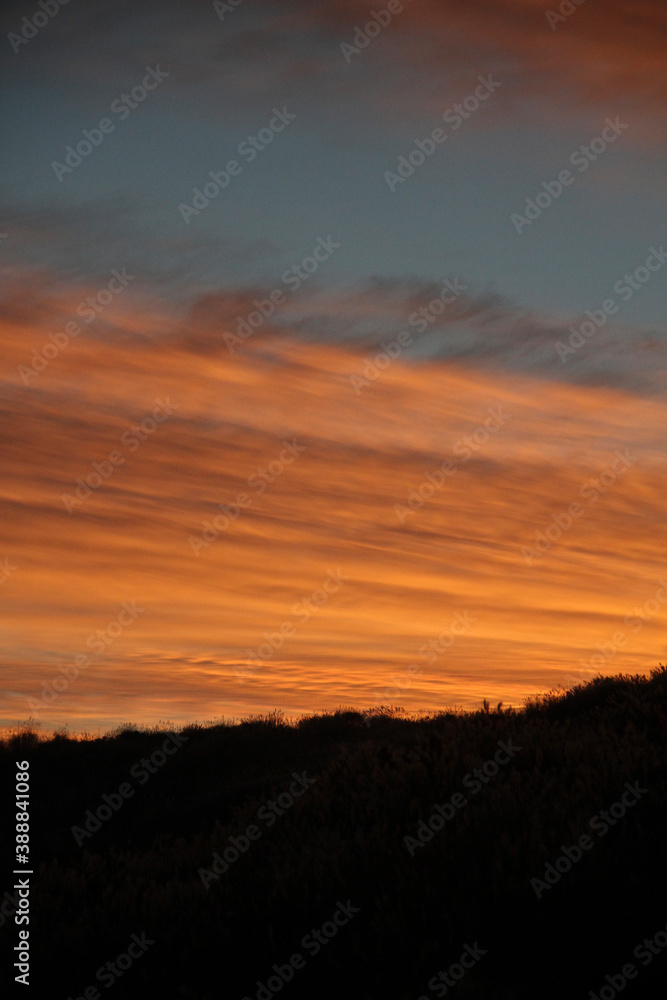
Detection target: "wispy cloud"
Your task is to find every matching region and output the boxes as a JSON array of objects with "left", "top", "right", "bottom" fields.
[{"left": 1, "top": 276, "right": 665, "bottom": 730}]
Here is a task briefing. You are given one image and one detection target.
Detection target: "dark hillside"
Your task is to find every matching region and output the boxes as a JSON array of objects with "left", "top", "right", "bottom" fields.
[{"left": 1, "top": 667, "right": 666, "bottom": 998}]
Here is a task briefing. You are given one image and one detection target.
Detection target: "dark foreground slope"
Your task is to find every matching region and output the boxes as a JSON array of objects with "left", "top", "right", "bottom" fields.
[{"left": 1, "top": 668, "right": 666, "bottom": 999}]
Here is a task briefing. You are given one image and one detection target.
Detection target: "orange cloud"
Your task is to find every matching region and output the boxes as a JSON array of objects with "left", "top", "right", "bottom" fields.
[{"left": 1, "top": 282, "right": 665, "bottom": 732}]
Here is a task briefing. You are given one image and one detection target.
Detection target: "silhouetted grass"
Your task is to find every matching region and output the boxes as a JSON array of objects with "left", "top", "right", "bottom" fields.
[{"left": 1, "top": 667, "right": 665, "bottom": 998}]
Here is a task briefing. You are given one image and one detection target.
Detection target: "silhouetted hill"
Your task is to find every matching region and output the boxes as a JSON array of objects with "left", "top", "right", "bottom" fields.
[{"left": 2, "top": 667, "right": 666, "bottom": 998}]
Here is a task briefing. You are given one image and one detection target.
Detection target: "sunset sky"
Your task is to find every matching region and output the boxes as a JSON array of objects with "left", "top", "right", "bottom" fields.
[{"left": 1, "top": 0, "right": 665, "bottom": 733}]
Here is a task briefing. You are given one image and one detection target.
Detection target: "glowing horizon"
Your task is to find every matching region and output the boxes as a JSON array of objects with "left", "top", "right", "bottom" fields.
[{"left": 2, "top": 290, "right": 665, "bottom": 733}]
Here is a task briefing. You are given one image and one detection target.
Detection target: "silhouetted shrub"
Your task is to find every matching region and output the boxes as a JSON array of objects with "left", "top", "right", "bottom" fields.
[{"left": 1, "top": 666, "right": 665, "bottom": 999}]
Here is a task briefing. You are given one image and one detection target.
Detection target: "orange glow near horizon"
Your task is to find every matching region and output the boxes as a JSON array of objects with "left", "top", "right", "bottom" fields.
[{"left": 1, "top": 295, "right": 666, "bottom": 734}]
